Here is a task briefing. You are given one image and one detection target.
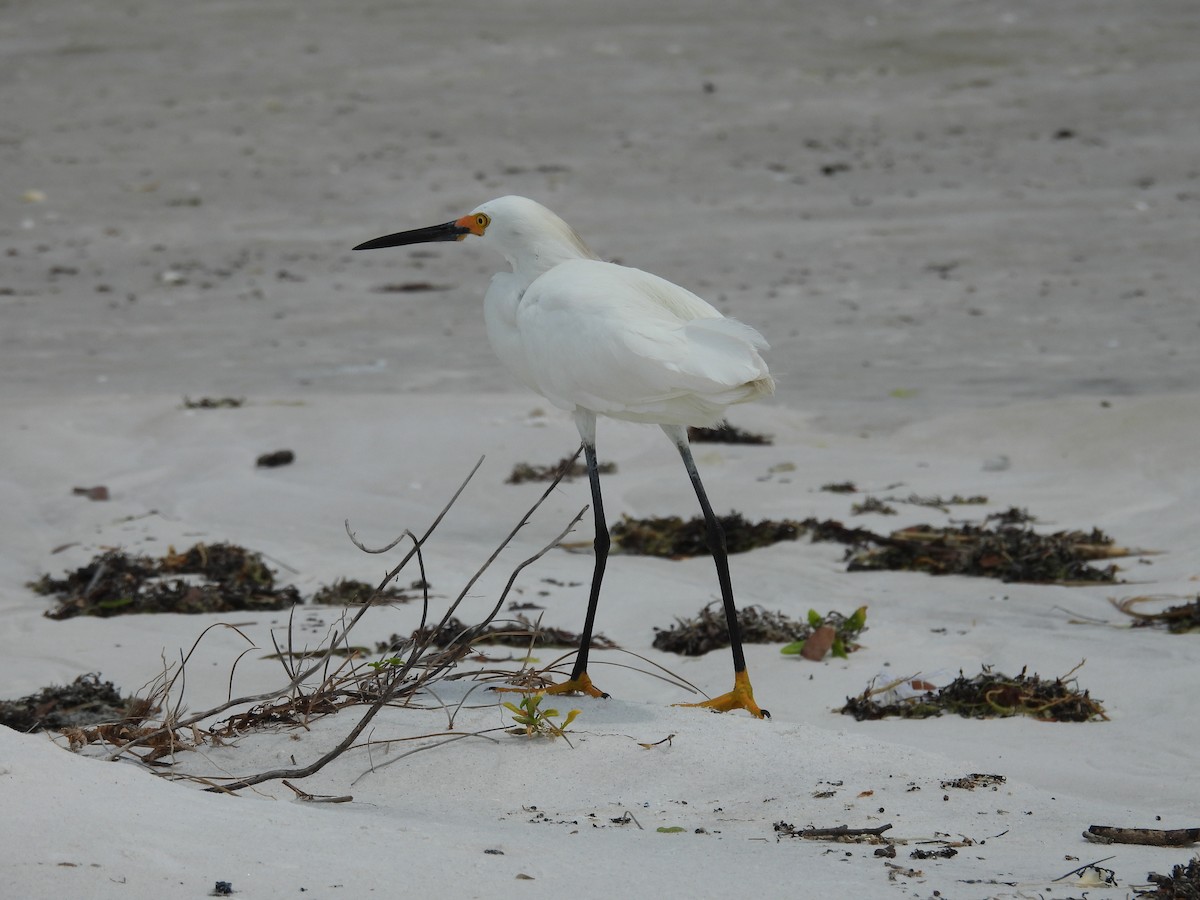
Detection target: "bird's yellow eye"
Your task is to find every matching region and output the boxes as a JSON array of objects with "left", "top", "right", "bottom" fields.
[{"left": 454, "top": 211, "right": 492, "bottom": 237}]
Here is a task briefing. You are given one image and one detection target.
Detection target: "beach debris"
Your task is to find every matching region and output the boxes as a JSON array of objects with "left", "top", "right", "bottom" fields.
[
  {"left": 652, "top": 603, "right": 794, "bottom": 655},
  {"left": 881, "top": 493, "right": 989, "bottom": 513},
  {"left": 885, "top": 862, "right": 924, "bottom": 881},
  {"left": 1113, "top": 595, "right": 1200, "bottom": 633},
  {"left": 507, "top": 454, "right": 615, "bottom": 484},
  {"left": 985, "top": 506, "right": 1035, "bottom": 525},
  {"left": 29, "top": 543, "right": 301, "bottom": 619},
  {"left": 255, "top": 449, "right": 295, "bottom": 468},
  {"left": 378, "top": 613, "right": 616, "bottom": 652},
  {"left": 612, "top": 511, "right": 805, "bottom": 557},
  {"left": 638, "top": 735, "right": 675, "bottom": 750},
  {"left": 840, "top": 664, "right": 1107, "bottom": 722},
  {"left": 312, "top": 578, "right": 426, "bottom": 606},
  {"left": 941, "top": 773, "right": 1006, "bottom": 791},
  {"left": 263, "top": 645, "right": 372, "bottom": 662},
  {"left": 72, "top": 485, "right": 109, "bottom": 501},
  {"left": 183, "top": 396, "right": 244, "bottom": 409},
  {"left": 370, "top": 281, "right": 452, "bottom": 293},
  {"left": 1084, "top": 826, "right": 1199, "bottom": 848},
  {"left": 1053, "top": 857, "right": 1118, "bottom": 887},
  {"left": 1140, "top": 857, "right": 1200, "bottom": 898},
  {"left": 842, "top": 520, "right": 1136, "bottom": 583},
  {"left": 0, "top": 673, "right": 143, "bottom": 732},
  {"left": 797, "top": 624, "right": 836, "bottom": 659},
  {"left": 686, "top": 420, "right": 773, "bottom": 445},
  {"left": 0, "top": 673, "right": 191, "bottom": 761},
  {"left": 211, "top": 882, "right": 234, "bottom": 897},
  {"left": 773, "top": 822, "right": 893, "bottom": 842},
  {"left": 653, "top": 602, "right": 866, "bottom": 658},
  {"left": 851, "top": 496, "right": 896, "bottom": 515},
  {"left": 611, "top": 510, "right": 1139, "bottom": 583},
  {"left": 211, "top": 690, "right": 356, "bottom": 737},
  {"left": 910, "top": 846, "right": 957, "bottom": 859},
  {"left": 821, "top": 481, "right": 858, "bottom": 493}
]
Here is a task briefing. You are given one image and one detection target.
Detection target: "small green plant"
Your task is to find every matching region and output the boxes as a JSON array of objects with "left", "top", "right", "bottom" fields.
[
  {"left": 366, "top": 656, "right": 405, "bottom": 671},
  {"left": 503, "top": 692, "right": 580, "bottom": 739},
  {"left": 780, "top": 606, "right": 868, "bottom": 659}
]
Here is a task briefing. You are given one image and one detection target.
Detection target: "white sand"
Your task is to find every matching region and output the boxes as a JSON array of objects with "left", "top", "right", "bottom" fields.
[{"left": 3, "top": 1, "right": 1198, "bottom": 897}]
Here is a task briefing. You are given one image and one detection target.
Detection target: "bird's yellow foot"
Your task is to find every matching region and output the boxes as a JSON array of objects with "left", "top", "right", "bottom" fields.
[
  {"left": 545, "top": 672, "right": 609, "bottom": 699},
  {"left": 676, "top": 670, "right": 769, "bottom": 719}
]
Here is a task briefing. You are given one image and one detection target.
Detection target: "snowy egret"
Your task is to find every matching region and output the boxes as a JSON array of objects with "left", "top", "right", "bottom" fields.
[{"left": 355, "top": 196, "right": 774, "bottom": 717}]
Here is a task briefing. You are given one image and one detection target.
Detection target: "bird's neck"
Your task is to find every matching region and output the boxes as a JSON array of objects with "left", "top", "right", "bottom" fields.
[{"left": 505, "top": 222, "right": 598, "bottom": 285}]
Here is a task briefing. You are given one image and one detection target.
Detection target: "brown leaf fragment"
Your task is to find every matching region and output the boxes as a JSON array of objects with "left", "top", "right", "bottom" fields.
[
  {"left": 801, "top": 625, "right": 836, "bottom": 660},
  {"left": 72, "top": 485, "right": 109, "bottom": 501}
]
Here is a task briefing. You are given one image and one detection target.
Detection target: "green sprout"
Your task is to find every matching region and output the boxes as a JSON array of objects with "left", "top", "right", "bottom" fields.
[
  {"left": 366, "top": 656, "right": 405, "bottom": 670},
  {"left": 503, "top": 692, "right": 581, "bottom": 739}
]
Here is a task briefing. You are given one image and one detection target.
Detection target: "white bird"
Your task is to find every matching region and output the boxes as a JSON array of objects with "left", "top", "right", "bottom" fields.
[{"left": 355, "top": 196, "right": 774, "bottom": 717}]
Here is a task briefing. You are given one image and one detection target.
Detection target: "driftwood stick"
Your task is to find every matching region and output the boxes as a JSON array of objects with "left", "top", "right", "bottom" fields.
[
  {"left": 1084, "top": 825, "right": 1200, "bottom": 847},
  {"left": 779, "top": 823, "right": 893, "bottom": 839}
]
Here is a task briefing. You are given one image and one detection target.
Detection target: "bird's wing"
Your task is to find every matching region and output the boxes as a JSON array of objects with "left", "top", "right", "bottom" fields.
[{"left": 514, "top": 260, "right": 770, "bottom": 419}]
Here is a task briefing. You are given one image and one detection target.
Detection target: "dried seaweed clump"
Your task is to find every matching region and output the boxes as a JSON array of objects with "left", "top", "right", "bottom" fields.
[
  {"left": 183, "top": 396, "right": 244, "bottom": 409},
  {"left": 820, "top": 481, "right": 858, "bottom": 494},
  {"left": 0, "top": 673, "right": 145, "bottom": 733},
  {"left": 886, "top": 493, "right": 989, "bottom": 512},
  {"left": 653, "top": 602, "right": 865, "bottom": 657},
  {"left": 687, "top": 421, "right": 773, "bottom": 445},
  {"left": 1117, "top": 595, "right": 1200, "bottom": 634},
  {"left": 941, "top": 773, "right": 1005, "bottom": 791},
  {"left": 211, "top": 692, "right": 352, "bottom": 738},
  {"left": 851, "top": 497, "right": 896, "bottom": 516},
  {"left": 28, "top": 543, "right": 301, "bottom": 619},
  {"left": 311, "top": 578, "right": 427, "bottom": 606},
  {"left": 1141, "top": 858, "right": 1200, "bottom": 899},
  {"left": 846, "top": 522, "right": 1129, "bottom": 583},
  {"left": 612, "top": 512, "right": 805, "bottom": 557},
  {"left": 610, "top": 512, "right": 1139, "bottom": 584},
  {"left": 840, "top": 666, "right": 1107, "bottom": 723},
  {"left": 379, "top": 613, "right": 616, "bottom": 652},
  {"left": 507, "top": 455, "right": 615, "bottom": 484}
]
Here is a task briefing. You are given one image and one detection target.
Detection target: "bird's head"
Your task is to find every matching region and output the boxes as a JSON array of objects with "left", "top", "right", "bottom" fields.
[{"left": 354, "top": 195, "right": 596, "bottom": 275}]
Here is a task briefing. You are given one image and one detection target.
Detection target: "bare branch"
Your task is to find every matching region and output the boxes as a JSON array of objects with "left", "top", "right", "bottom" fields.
[{"left": 203, "top": 452, "right": 582, "bottom": 794}]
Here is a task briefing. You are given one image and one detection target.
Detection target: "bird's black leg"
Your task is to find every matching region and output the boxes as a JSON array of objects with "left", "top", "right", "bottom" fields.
[
  {"left": 667, "top": 425, "right": 768, "bottom": 718},
  {"left": 572, "top": 442, "right": 609, "bottom": 680},
  {"left": 676, "top": 439, "right": 746, "bottom": 672},
  {"left": 546, "top": 438, "right": 609, "bottom": 699}
]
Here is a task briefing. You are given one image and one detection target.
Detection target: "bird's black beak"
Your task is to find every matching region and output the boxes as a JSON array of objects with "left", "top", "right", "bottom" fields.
[{"left": 353, "top": 220, "right": 470, "bottom": 251}]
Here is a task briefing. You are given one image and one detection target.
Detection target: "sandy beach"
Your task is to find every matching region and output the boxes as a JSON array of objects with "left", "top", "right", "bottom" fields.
[{"left": 3, "top": 2, "right": 1198, "bottom": 897}]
